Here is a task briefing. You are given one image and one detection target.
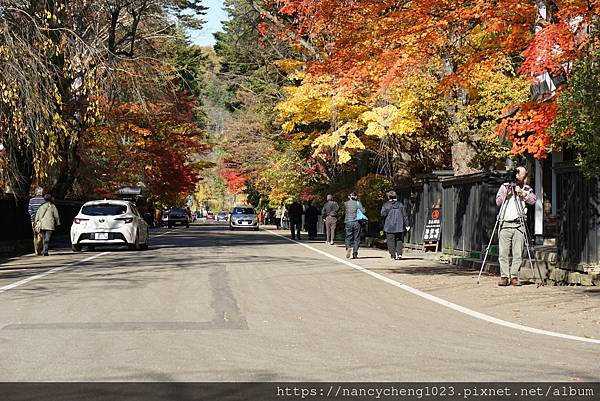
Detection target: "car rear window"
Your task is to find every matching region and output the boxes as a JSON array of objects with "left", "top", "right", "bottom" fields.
[
  {"left": 82, "top": 204, "right": 127, "bottom": 216},
  {"left": 170, "top": 208, "right": 186, "bottom": 215},
  {"left": 232, "top": 208, "right": 254, "bottom": 214}
]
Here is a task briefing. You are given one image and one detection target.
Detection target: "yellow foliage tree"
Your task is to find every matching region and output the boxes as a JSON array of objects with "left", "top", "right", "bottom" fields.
[
  {"left": 453, "top": 57, "right": 531, "bottom": 167},
  {"left": 275, "top": 74, "right": 368, "bottom": 166}
]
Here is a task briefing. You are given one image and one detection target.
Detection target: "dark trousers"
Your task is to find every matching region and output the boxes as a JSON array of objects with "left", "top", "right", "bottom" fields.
[
  {"left": 290, "top": 219, "right": 301, "bottom": 239},
  {"left": 345, "top": 221, "right": 361, "bottom": 255},
  {"left": 275, "top": 218, "right": 281, "bottom": 229},
  {"left": 41, "top": 229, "right": 53, "bottom": 255},
  {"left": 306, "top": 221, "right": 317, "bottom": 239},
  {"left": 386, "top": 232, "right": 405, "bottom": 258}
]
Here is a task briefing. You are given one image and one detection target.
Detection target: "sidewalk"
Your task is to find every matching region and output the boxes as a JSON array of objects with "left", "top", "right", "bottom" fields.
[
  {"left": 0, "top": 234, "right": 71, "bottom": 263},
  {"left": 280, "top": 232, "right": 600, "bottom": 342}
]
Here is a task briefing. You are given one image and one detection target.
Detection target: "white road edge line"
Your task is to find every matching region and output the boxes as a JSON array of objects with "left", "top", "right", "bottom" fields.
[
  {"left": 0, "top": 229, "right": 175, "bottom": 295},
  {"left": 0, "top": 252, "right": 110, "bottom": 294},
  {"left": 265, "top": 229, "right": 600, "bottom": 345}
]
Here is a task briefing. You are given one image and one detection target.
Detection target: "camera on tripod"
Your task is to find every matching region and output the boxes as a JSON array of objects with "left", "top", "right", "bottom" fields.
[{"left": 505, "top": 168, "right": 518, "bottom": 185}]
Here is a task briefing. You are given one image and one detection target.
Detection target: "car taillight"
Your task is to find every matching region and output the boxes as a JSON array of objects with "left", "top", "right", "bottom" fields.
[
  {"left": 73, "top": 218, "right": 89, "bottom": 224},
  {"left": 116, "top": 217, "right": 133, "bottom": 223}
]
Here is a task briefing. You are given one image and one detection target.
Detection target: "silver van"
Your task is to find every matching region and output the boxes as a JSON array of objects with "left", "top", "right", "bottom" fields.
[{"left": 229, "top": 206, "right": 259, "bottom": 231}]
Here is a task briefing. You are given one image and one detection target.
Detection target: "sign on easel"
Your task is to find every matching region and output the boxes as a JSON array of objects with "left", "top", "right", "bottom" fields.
[{"left": 422, "top": 207, "right": 441, "bottom": 251}]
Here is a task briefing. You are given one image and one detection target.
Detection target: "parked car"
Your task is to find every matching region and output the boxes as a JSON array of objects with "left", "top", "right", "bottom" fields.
[
  {"left": 229, "top": 206, "right": 259, "bottom": 231},
  {"left": 167, "top": 207, "right": 190, "bottom": 228},
  {"left": 70, "top": 200, "right": 149, "bottom": 251},
  {"left": 206, "top": 211, "right": 215, "bottom": 220},
  {"left": 216, "top": 211, "right": 229, "bottom": 221}
]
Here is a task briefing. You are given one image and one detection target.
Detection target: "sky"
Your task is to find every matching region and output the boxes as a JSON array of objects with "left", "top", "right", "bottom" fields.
[{"left": 189, "top": 0, "right": 228, "bottom": 47}]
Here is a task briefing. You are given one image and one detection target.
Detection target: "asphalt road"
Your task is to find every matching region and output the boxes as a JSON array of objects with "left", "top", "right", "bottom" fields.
[{"left": 0, "top": 223, "right": 598, "bottom": 381}]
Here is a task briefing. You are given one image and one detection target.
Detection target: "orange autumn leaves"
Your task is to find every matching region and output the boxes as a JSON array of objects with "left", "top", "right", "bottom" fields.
[
  {"left": 498, "top": 101, "right": 558, "bottom": 159},
  {"left": 81, "top": 95, "right": 209, "bottom": 204},
  {"left": 266, "top": 0, "right": 600, "bottom": 160}
]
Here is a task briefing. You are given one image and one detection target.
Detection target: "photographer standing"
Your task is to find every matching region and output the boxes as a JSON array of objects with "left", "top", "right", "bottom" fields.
[{"left": 495, "top": 166, "right": 536, "bottom": 286}]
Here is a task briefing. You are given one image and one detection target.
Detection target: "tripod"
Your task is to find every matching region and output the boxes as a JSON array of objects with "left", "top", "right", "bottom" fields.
[{"left": 477, "top": 183, "right": 544, "bottom": 287}]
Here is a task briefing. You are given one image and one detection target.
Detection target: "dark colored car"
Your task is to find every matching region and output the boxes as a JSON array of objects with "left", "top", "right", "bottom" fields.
[{"left": 167, "top": 207, "right": 189, "bottom": 228}]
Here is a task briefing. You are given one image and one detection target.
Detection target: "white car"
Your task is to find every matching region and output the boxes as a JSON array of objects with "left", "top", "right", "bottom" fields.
[{"left": 70, "top": 200, "right": 149, "bottom": 251}]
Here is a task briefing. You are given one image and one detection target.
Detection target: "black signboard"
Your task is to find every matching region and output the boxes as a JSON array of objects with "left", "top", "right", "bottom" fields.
[{"left": 423, "top": 207, "right": 442, "bottom": 242}]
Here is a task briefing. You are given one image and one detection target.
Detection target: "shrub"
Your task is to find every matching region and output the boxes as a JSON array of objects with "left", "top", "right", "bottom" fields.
[{"left": 356, "top": 174, "right": 393, "bottom": 224}]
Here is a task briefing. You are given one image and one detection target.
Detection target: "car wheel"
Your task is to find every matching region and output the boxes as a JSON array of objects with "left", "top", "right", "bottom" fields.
[
  {"left": 254, "top": 227, "right": 259, "bottom": 231},
  {"left": 229, "top": 226, "right": 234, "bottom": 231},
  {"left": 87, "top": 245, "right": 95, "bottom": 251},
  {"left": 128, "top": 231, "right": 140, "bottom": 250},
  {"left": 140, "top": 229, "right": 149, "bottom": 250},
  {"left": 168, "top": 223, "right": 172, "bottom": 228},
  {"left": 186, "top": 224, "right": 189, "bottom": 228},
  {"left": 72, "top": 244, "right": 82, "bottom": 252}
]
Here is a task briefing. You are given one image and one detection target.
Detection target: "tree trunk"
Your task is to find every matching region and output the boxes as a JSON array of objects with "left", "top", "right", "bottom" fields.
[
  {"left": 441, "top": 46, "right": 479, "bottom": 176},
  {"left": 52, "top": 136, "right": 81, "bottom": 199},
  {"left": 450, "top": 142, "right": 479, "bottom": 175},
  {"left": 7, "top": 143, "right": 34, "bottom": 197}
]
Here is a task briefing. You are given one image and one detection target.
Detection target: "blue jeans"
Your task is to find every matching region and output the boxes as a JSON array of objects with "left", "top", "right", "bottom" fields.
[{"left": 345, "top": 221, "right": 361, "bottom": 255}]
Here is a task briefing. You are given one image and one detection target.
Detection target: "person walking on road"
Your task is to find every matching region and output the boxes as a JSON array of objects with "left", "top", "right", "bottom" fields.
[
  {"left": 305, "top": 200, "right": 320, "bottom": 240},
  {"left": 275, "top": 204, "right": 285, "bottom": 230},
  {"left": 495, "top": 166, "right": 536, "bottom": 286},
  {"left": 344, "top": 192, "right": 365, "bottom": 259},
  {"left": 34, "top": 194, "right": 61, "bottom": 256},
  {"left": 381, "top": 190, "right": 410, "bottom": 260},
  {"left": 321, "top": 194, "right": 339, "bottom": 245},
  {"left": 287, "top": 198, "right": 304, "bottom": 240},
  {"left": 258, "top": 209, "right": 264, "bottom": 225},
  {"left": 28, "top": 187, "right": 45, "bottom": 255},
  {"left": 282, "top": 208, "right": 289, "bottom": 229}
]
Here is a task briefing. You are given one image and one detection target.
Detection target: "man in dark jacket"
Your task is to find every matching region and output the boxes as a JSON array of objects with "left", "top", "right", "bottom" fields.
[
  {"left": 304, "top": 200, "right": 319, "bottom": 240},
  {"left": 381, "top": 191, "right": 410, "bottom": 260},
  {"left": 287, "top": 198, "right": 304, "bottom": 240}
]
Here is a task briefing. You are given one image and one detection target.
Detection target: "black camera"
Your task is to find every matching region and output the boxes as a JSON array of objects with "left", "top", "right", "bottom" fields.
[{"left": 505, "top": 168, "right": 518, "bottom": 184}]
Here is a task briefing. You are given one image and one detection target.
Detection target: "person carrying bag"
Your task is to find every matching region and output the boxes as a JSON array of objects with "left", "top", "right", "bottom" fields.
[
  {"left": 34, "top": 194, "right": 61, "bottom": 256},
  {"left": 343, "top": 192, "right": 366, "bottom": 259}
]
